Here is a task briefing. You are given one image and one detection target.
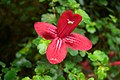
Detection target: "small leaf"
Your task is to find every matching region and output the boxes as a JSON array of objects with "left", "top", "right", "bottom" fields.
[
  {"left": 4, "top": 68, "right": 17, "bottom": 80},
  {"left": 64, "top": 61, "right": 75, "bottom": 73},
  {"left": 35, "top": 65, "right": 45, "bottom": 75},
  {"left": 73, "top": 28, "right": 86, "bottom": 35},
  {"left": 41, "top": 13, "right": 56, "bottom": 24},
  {"left": 79, "top": 51, "right": 86, "bottom": 57},
  {"left": 71, "top": 67, "right": 81, "bottom": 74},
  {"left": 90, "top": 35, "right": 99, "bottom": 45},
  {"left": 67, "top": 0, "right": 80, "bottom": 9},
  {"left": 75, "top": 9, "right": 90, "bottom": 24},
  {"left": 68, "top": 48, "right": 78, "bottom": 56},
  {"left": 2, "top": 68, "right": 9, "bottom": 73},
  {"left": 32, "top": 37, "right": 42, "bottom": 46},
  {"left": 109, "top": 15, "right": 117, "bottom": 23},
  {"left": 32, "top": 75, "right": 43, "bottom": 80},
  {"left": 43, "top": 75, "right": 52, "bottom": 80},
  {"left": 11, "top": 57, "right": 32, "bottom": 68},
  {"left": 68, "top": 73, "right": 76, "bottom": 80},
  {"left": 55, "top": 6, "right": 65, "bottom": 14},
  {"left": 97, "top": 66, "right": 109, "bottom": 80},
  {"left": 57, "top": 76, "right": 65, "bottom": 80},
  {"left": 98, "top": 0, "right": 108, "bottom": 6},
  {"left": 39, "top": 0, "right": 45, "bottom": 2},
  {"left": 0, "top": 61, "right": 6, "bottom": 68},
  {"left": 86, "top": 22, "right": 96, "bottom": 33},
  {"left": 88, "top": 77, "right": 94, "bottom": 80},
  {"left": 37, "top": 43, "right": 47, "bottom": 55},
  {"left": 95, "top": 20, "right": 103, "bottom": 30},
  {"left": 22, "top": 77, "right": 31, "bottom": 80},
  {"left": 88, "top": 53, "right": 98, "bottom": 61},
  {"left": 78, "top": 72, "right": 85, "bottom": 80}
]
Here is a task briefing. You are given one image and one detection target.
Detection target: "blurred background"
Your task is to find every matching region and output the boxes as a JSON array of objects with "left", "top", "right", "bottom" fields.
[{"left": 0, "top": 0, "right": 120, "bottom": 80}]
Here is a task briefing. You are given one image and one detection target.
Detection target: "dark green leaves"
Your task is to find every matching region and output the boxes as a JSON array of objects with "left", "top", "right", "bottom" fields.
[
  {"left": 35, "top": 65, "right": 45, "bottom": 75},
  {"left": 68, "top": 48, "right": 78, "bottom": 56},
  {"left": 4, "top": 68, "right": 17, "bottom": 80}
]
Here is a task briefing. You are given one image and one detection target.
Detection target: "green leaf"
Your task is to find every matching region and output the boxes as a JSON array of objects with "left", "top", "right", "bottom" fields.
[
  {"left": 67, "top": 0, "right": 79, "bottom": 9},
  {"left": 64, "top": 61, "right": 75, "bottom": 73},
  {"left": 88, "top": 50, "right": 109, "bottom": 65},
  {"left": 40, "top": 38, "right": 51, "bottom": 45},
  {"left": 36, "top": 38, "right": 51, "bottom": 55},
  {"left": 93, "top": 50, "right": 108, "bottom": 63},
  {"left": 11, "top": 57, "right": 32, "bottom": 68},
  {"left": 97, "top": 66, "right": 109, "bottom": 80},
  {"left": 71, "top": 67, "right": 81, "bottom": 74},
  {"left": 58, "top": 0, "right": 68, "bottom": 6},
  {"left": 0, "top": 77, "right": 2, "bottom": 80},
  {"left": 90, "top": 34, "right": 99, "bottom": 45},
  {"left": 68, "top": 48, "right": 78, "bottom": 56},
  {"left": 20, "top": 14, "right": 29, "bottom": 21},
  {"left": 55, "top": 6, "right": 65, "bottom": 14},
  {"left": 43, "top": 75, "right": 52, "bottom": 80},
  {"left": 0, "top": 61, "right": 6, "bottom": 68},
  {"left": 88, "top": 53, "right": 98, "bottom": 61},
  {"left": 35, "top": 65, "right": 45, "bottom": 75},
  {"left": 1, "top": 0, "right": 11, "bottom": 5},
  {"left": 41, "top": 13, "right": 56, "bottom": 24},
  {"left": 4, "top": 68, "right": 17, "bottom": 80},
  {"left": 86, "top": 22, "right": 96, "bottom": 33},
  {"left": 109, "top": 15, "right": 117, "bottom": 23},
  {"left": 88, "top": 77, "right": 94, "bottom": 80},
  {"left": 79, "top": 51, "right": 86, "bottom": 57},
  {"left": 39, "top": 0, "right": 45, "bottom": 2},
  {"left": 2, "top": 68, "right": 9, "bottom": 73},
  {"left": 32, "top": 75, "right": 43, "bottom": 80},
  {"left": 73, "top": 28, "right": 86, "bottom": 35},
  {"left": 22, "top": 77, "right": 31, "bottom": 80},
  {"left": 95, "top": 20, "right": 104, "bottom": 30},
  {"left": 57, "top": 76, "right": 65, "bottom": 80},
  {"left": 53, "top": 0, "right": 58, "bottom": 2},
  {"left": 78, "top": 72, "right": 85, "bottom": 80},
  {"left": 37, "top": 43, "right": 47, "bottom": 55},
  {"left": 98, "top": 0, "right": 108, "bottom": 6},
  {"left": 16, "top": 42, "right": 32, "bottom": 55},
  {"left": 114, "top": 37, "right": 120, "bottom": 44},
  {"left": 32, "top": 37, "right": 42, "bottom": 46},
  {"left": 75, "top": 9, "right": 90, "bottom": 24},
  {"left": 71, "top": 55, "right": 82, "bottom": 63},
  {"left": 68, "top": 73, "right": 76, "bottom": 80}
]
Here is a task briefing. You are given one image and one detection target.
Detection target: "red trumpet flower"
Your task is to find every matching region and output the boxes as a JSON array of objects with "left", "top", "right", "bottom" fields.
[{"left": 34, "top": 10, "right": 92, "bottom": 64}]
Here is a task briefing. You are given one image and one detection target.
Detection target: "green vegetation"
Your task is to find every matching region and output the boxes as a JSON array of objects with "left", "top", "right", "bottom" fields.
[{"left": 0, "top": 0, "right": 120, "bottom": 80}]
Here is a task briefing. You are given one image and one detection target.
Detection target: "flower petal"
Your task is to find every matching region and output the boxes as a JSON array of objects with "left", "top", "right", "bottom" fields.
[
  {"left": 46, "top": 38, "right": 67, "bottom": 64},
  {"left": 63, "top": 33, "right": 92, "bottom": 51},
  {"left": 57, "top": 10, "right": 82, "bottom": 38},
  {"left": 34, "top": 22, "right": 57, "bottom": 40}
]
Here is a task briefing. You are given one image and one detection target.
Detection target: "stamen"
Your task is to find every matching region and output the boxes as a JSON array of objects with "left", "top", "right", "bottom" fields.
[{"left": 67, "top": 19, "right": 74, "bottom": 24}]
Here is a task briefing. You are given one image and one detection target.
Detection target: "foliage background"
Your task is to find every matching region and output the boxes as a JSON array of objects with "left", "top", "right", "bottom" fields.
[{"left": 0, "top": 0, "right": 120, "bottom": 80}]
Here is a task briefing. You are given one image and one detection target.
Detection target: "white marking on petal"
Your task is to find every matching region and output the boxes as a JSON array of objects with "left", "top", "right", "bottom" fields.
[
  {"left": 58, "top": 39, "right": 62, "bottom": 50},
  {"left": 67, "top": 19, "right": 74, "bottom": 24},
  {"left": 50, "top": 58, "right": 59, "bottom": 63},
  {"left": 56, "top": 39, "right": 60, "bottom": 50}
]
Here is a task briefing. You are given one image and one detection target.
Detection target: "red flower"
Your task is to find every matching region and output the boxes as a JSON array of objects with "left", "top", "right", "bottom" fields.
[
  {"left": 110, "top": 61, "right": 120, "bottom": 66},
  {"left": 34, "top": 10, "right": 92, "bottom": 64}
]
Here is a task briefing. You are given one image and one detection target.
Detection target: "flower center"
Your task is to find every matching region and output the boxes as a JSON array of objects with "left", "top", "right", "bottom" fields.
[{"left": 67, "top": 19, "right": 74, "bottom": 24}]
